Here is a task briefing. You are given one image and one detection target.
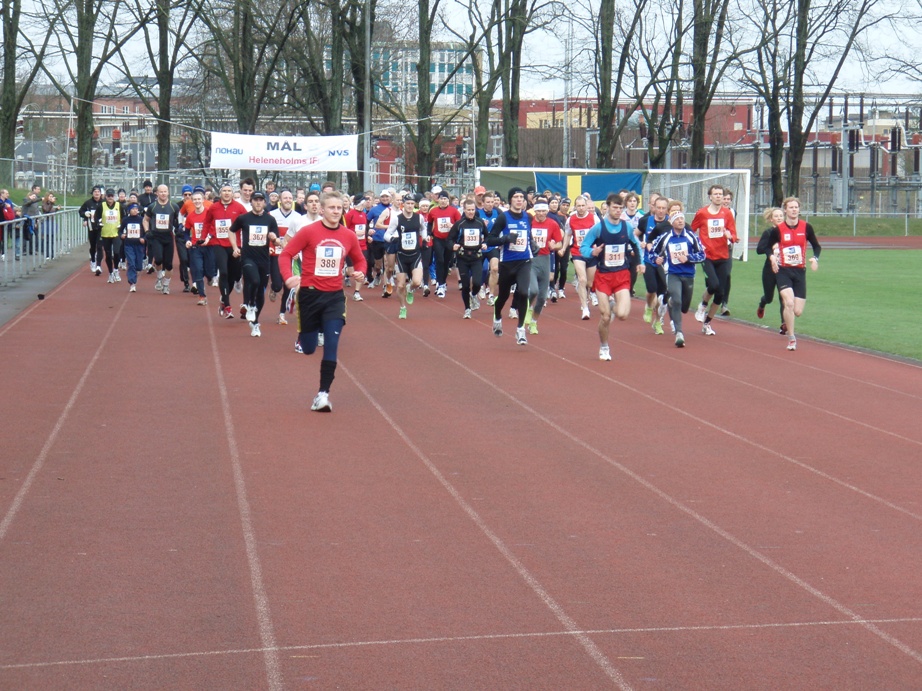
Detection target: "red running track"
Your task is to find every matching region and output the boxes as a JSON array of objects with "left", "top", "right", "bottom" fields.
[{"left": 1, "top": 268, "right": 921, "bottom": 689}]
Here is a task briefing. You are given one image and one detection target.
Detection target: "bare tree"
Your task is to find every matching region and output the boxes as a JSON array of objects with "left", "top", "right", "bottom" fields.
[
  {"left": 36, "top": 0, "right": 150, "bottom": 190},
  {"left": 115, "top": 0, "right": 199, "bottom": 172}
]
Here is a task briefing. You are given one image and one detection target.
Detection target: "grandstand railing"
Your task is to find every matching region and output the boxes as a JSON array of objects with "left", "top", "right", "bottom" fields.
[{"left": 0, "top": 209, "right": 85, "bottom": 287}]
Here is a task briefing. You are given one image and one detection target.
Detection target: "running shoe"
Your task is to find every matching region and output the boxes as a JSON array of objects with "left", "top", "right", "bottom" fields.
[
  {"left": 399, "top": 306, "right": 407, "bottom": 319},
  {"left": 406, "top": 289, "right": 414, "bottom": 305},
  {"left": 515, "top": 327, "right": 527, "bottom": 345},
  {"left": 590, "top": 292, "right": 598, "bottom": 307},
  {"left": 471, "top": 294, "right": 480, "bottom": 310},
  {"left": 246, "top": 305, "right": 257, "bottom": 323},
  {"left": 211, "top": 276, "right": 219, "bottom": 287},
  {"left": 478, "top": 286, "right": 487, "bottom": 300},
  {"left": 277, "top": 313, "right": 287, "bottom": 325},
  {"left": 234, "top": 279, "right": 242, "bottom": 293},
  {"left": 353, "top": 291, "right": 363, "bottom": 301},
  {"left": 508, "top": 308, "right": 518, "bottom": 320},
  {"left": 702, "top": 322, "right": 716, "bottom": 336},
  {"left": 675, "top": 332, "right": 685, "bottom": 348},
  {"left": 318, "top": 334, "right": 324, "bottom": 347},
  {"left": 599, "top": 344, "right": 611, "bottom": 361},
  {"left": 694, "top": 304, "right": 707, "bottom": 322},
  {"left": 294, "top": 340, "right": 303, "bottom": 354},
  {"left": 779, "top": 323, "right": 788, "bottom": 335},
  {"left": 240, "top": 303, "right": 248, "bottom": 319},
  {"left": 197, "top": 297, "right": 207, "bottom": 306},
  {"left": 107, "top": 272, "right": 115, "bottom": 284},
  {"left": 787, "top": 337, "right": 797, "bottom": 351},
  {"left": 269, "top": 289, "right": 277, "bottom": 302},
  {"left": 657, "top": 300, "right": 668, "bottom": 319},
  {"left": 581, "top": 306, "right": 590, "bottom": 320},
  {"left": 90, "top": 261, "right": 97, "bottom": 273},
  {"left": 436, "top": 285, "right": 446, "bottom": 298},
  {"left": 527, "top": 320, "right": 538, "bottom": 335},
  {"left": 162, "top": 283, "right": 170, "bottom": 295},
  {"left": 550, "top": 288, "right": 558, "bottom": 303},
  {"left": 423, "top": 285, "right": 430, "bottom": 297},
  {"left": 146, "top": 264, "right": 155, "bottom": 274},
  {"left": 720, "top": 303, "right": 731, "bottom": 316},
  {"left": 114, "top": 270, "right": 121, "bottom": 282},
  {"left": 653, "top": 319, "right": 664, "bottom": 335},
  {"left": 250, "top": 322, "right": 261, "bottom": 337},
  {"left": 129, "top": 284, "right": 137, "bottom": 293},
  {"left": 488, "top": 294, "right": 496, "bottom": 306},
  {"left": 154, "top": 277, "right": 162, "bottom": 291},
  {"left": 344, "top": 276, "right": 351, "bottom": 287},
  {"left": 182, "top": 283, "right": 190, "bottom": 293},
  {"left": 463, "top": 308, "right": 472, "bottom": 319},
  {"left": 558, "top": 286, "right": 566, "bottom": 299},
  {"left": 757, "top": 304, "right": 765, "bottom": 319},
  {"left": 310, "top": 391, "right": 332, "bottom": 412},
  {"left": 643, "top": 305, "right": 653, "bottom": 323},
  {"left": 191, "top": 284, "right": 199, "bottom": 295},
  {"left": 385, "top": 280, "right": 394, "bottom": 296},
  {"left": 458, "top": 281, "right": 463, "bottom": 291},
  {"left": 493, "top": 318, "right": 503, "bottom": 337},
  {"left": 224, "top": 306, "right": 235, "bottom": 319}
]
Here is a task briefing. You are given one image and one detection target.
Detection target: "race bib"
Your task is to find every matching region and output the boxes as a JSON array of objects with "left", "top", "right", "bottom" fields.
[
  {"left": 437, "top": 217, "right": 451, "bottom": 234},
  {"left": 669, "top": 245, "right": 688, "bottom": 264},
  {"left": 105, "top": 209, "right": 118, "bottom": 224},
  {"left": 533, "top": 228, "right": 547, "bottom": 248},
  {"left": 192, "top": 222, "right": 204, "bottom": 241},
  {"left": 354, "top": 223, "right": 366, "bottom": 240},
  {"left": 604, "top": 243, "right": 625, "bottom": 267},
  {"left": 156, "top": 213, "right": 170, "bottom": 231},
  {"left": 401, "top": 231, "right": 417, "bottom": 251},
  {"left": 216, "top": 218, "right": 230, "bottom": 239},
  {"left": 249, "top": 225, "right": 268, "bottom": 246},
  {"left": 707, "top": 219, "right": 725, "bottom": 239},
  {"left": 314, "top": 245, "right": 343, "bottom": 277},
  {"left": 126, "top": 222, "right": 141, "bottom": 239},
  {"left": 511, "top": 231, "right": 528, "bottom": 253},
  {"left": 463, "top": 228, "right": 480, "bottom": 248},
  {"left": 782, "top": 245, "right": 803, "bottom": 266},
  {"left": 575, "top": 228, "right": 588, "bottom": 245}
]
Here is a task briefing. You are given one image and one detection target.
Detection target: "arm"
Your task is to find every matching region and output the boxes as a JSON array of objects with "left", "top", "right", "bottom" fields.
[{"left": 484, "top": 213, "right": 511, "bottom": 246}]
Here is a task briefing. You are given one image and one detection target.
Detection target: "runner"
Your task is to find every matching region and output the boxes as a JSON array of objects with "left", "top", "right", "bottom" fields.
[
  {"left": 636, "top": 196, "right": 673, "bottom": 334},
  {"left": 343, "top": 194, "right": 370, "bottom": 302},
  {"left": 95, "top": 188, "right": 123, "bottom": 284},
  {"left": 448, "top": 198, "right": 488, "bottom": 319},
  {"left": 427, "top": 190, "right": 461, "bottom": 298},
  {"left": 756, "top": 207, "right": 785, "bottom": 329},
  {"left": 551, "top": 196, "right": 571, "bottom": 300},
  {"left": 279, "top": 191, "right": 367, "bottom": 412},
  {"left": 118, "top": 202, "right": 146, "bottom": 292},
  {"left": 79, "top": 186, "right": 104, "bottom": 275},
  {"left": 486, "top": 187, "right": 533, "bottom": 345},
  {"left": 476, "top": 191, "right": 500, "bottom": 304},
  {"left": 184, "top": 191, "right": 213, "bottom": 305},
  {"left": 366, "top": 189, "right": 393, "bottom": 291},
  {"left": 562, "top": 195, "right": 598, "bottom": 320},
  {"left": 692, "top": 185, "right": 738, "bottom": 336},
  {"left": 204, "top": 183, "right": 247, "bottom": 318},
  {"left": 765, "top": 197, "right": 821, "bottom": 351},
  {"left": 229, "top": 191, "right": 279, "bottom": 337},
  {"left": 143, "top": 184, "right": 181, "bottom": 295},
  {"left": 525, "top": 196, "right": 563, "bottom": 333},
  {"left": 384, "top": 194, "right": 427, "bottom": 319},
  {"left": 269, "top": 189, "right": 305, "bottom": 322},
  {"left": 651, "top": 210, "right": 706, "bottom": 347},
  {"left": 579, "top": 193, "right": 642, "bottom": 361},
  {"left": 720, "top": 188, "right": 737, "bottom": 315}
]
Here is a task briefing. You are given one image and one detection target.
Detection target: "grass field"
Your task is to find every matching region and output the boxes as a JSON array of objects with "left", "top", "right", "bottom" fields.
[{"left": 721, "top": 249, "right": 922, "bottom": 361}]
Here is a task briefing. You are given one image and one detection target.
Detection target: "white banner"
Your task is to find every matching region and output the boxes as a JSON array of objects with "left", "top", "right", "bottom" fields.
[{"left": 209, "top": 132, "right": 358, "bottom": 172}]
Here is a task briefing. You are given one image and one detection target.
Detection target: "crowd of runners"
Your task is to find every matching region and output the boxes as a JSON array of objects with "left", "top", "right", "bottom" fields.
[{"left": 76, "top": 178, "right": 820, "bottom": 411}]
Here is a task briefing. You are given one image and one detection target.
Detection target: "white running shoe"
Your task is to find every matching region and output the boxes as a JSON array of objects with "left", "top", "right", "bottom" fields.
[
  {"left": 154, "top": 277, "right": 163, "bottom": 292},
  {"left": 250, "top": 322, "right": 261, "bottom": 337},
  {"left": 311, "top": 391, "right": 332, "bottom": 412},
  {"left": 581, "top": 306, "right": 590, "bottom": 320},
  {"left": 515, "top": 327, "right": 527, "bottom": 345},
  {"left": 478, "top": 286, "right": 487, "bottom": 300},
  {"left": 488, "top": 294, "right": 496, "bottom": 306},
  {"left": 294, "top": 340, "right": 303, "bottom": 354},
  {"left": 245, "top": 305, "right": 257, "bottom": 323},
  {"left": 558, "top": 286, "right": 566, "bottom": 299},
  {"left": 234, "top": 279, "right": 242, "bottom": 293},
  {"left": 471, "top": 294, "right": 480, "bottom": 310},
  {"left": 675, "top": 332, "right": 685, "bottom": 348},
  {"left": 114, "top": 270, "right": 121, "bottom": 282},
  {"left": 318, "top": 334, "right": 325, "bottom": 347},
  {"left": 599, "top": 344, "right": 612, "bottom": 361},
  {"left": 463, "top": 308, "right": 472, "bottom": 319},
  {"left": 787, "top": 337, "right": 797, "bottom": 351},
  {"left": 590, "top": 292, "right": 598, "bottom": 307},
  {"left": 492, "top": 318, "right": 503, "bottom": 337},
  {"left": 694, "top": 304, "right": 707, "bottom": 322},
  {"left": 508, "top": 308, "right": 518, "bottom": 320},
  {"left": 436, "top": 285, "right": 446, "bottom": 298},
  {"left": 107, "top": 272, "right": 115, "bottom": 284},
  {"left": 702, "top": 322, "right": 716, "bottom": 336},
  {"left": 129, "top": 284, "right": 136, "bottom": 293},
  {"left": 277, "top": 313, "right": 287, "bottom": 325},
  {"left": 353, "top": 291, "right": 363, "bottom": 301},
  {"left": 211, "top": 276, "right": 219, "bottom": 287},
  {"left": 90, "top": 261, "right": 97, "bottom": 273}
]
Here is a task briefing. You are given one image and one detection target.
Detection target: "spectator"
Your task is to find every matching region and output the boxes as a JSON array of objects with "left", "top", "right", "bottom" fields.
[{"left": 40, "top": 192, "right": 63, "bottom": 259}]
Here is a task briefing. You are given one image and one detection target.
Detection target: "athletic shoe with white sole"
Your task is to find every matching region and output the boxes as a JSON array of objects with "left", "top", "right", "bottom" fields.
[
  {"left": 675, "top": 332, "right": 685, "bottom": 347},
  {"left": 787, "top": 337, "right": 797, "bottom": 351},
  {"left": 250, "top": 322, "right": 261, "bottom": 337},
  {"left": 508, "top": 308, "right": 518, "bottom": 320},
  {"left": 245, "top": 305, "right": 257, "bottom": 323},
  {"left": 277, "top": 313, "right": 287, "bottom": 325},
  {"left": 405, "top": 289, "right": 414, "bottom": 305},
  {"left": 653, "top": 319, "right": 664, "bottom": 335},
  {"left": 463, "top": 308, "right": 472, "bottom": 319},
  {"left": 398, "top": 306, "right": 407, "bottom": 319},
  {"left": 590, "top": 292, "right": 598, "bottom": 306},
  {"left": 599, "top": 344, "right": 612, "bottom": 361},
  {"left": 515, "top": 327, "right": 527, "bottom": 345},
  {"left": 643, "top": 305, "right": 653, "bottom": 323},
  {"left": 318, "top": 334, "right": 324, "bottom": 347},
  {"left": 352, "top": 291, "right": 363, "bottom": 301},
  {"left": 581, "top": 306, "right": 590, "bottom": 320},
  {"left": 694, "top": 304, "right": 707, "bottom": 322},
  {"left": 702, "top": 322, "right": 716, "bottom": 336},
  {"left": 310, "top": 391, "right": 332, "bottom": 412},
  {"left": 471, "top": 294, "right": 480, "bottom": 310},
  {"left": 129, "top": 284, "right": 137, "bottom": 293},
  {"left": 527, "top": 320, "right": 538, "bottom": 335},
  {"left": 492, "top": 319, "right": 503, "bottom": 337}
]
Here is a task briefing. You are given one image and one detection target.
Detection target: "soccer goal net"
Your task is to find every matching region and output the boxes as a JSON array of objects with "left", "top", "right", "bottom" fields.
[{"left": 643, "top": 169, "right": 751, "bottom": 261}]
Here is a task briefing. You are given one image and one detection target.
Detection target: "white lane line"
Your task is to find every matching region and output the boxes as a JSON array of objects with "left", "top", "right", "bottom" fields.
[
  {"left": 5, "top": 617, "right": 922, "bottom": 670},
  {"left": 357, "top": 307, "right": 922, "bottom": 668},
  {"left": 340, "top": 363, "right": 633, "bottom": 690},
  {"left": 429, "top": 302, "right": 922, "bottom": 522},
  {"left": 0, "top": 268, "right": 82, "bottom": 338},
  {"left": 0, "top": 293, "right": 128, "bottom": 542},
  {"left": 207, "top": 313, "right": 283, "bottom": 691}
]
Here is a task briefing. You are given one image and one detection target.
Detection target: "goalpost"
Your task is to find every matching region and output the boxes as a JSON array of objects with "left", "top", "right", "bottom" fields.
[{"left": 643, "top": 169, "right": 751, "bottom": 261}]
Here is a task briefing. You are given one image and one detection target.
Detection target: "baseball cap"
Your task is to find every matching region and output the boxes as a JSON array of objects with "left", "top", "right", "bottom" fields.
[
  {"left": 561, "top": 197, "right": 571, "bottom": 204},
  {"left": 181, "top": 184, "right": 193, "bottom": 194},
  {"left": 127, "top": 202, "right": 140, "bottom": 212},
  {"left": 251, "top": 191, "right": 266, "bottom": 200},
  {"left": 431, "top": 185, "right": 442, "bottom": 195},
  {"left": 105, "top": 188, "right": 115, "bottom": 197},
  {"left": 309, "top": 183, "right": 321, "bottom": 192},
  {"left": 474, "top": 185, "right": 486, "bottom": 195},
  {"left": 193, "top": 185, "right": 206, "bottom": 194},
  {"left": 437, "top": 190, "right": 450, "bottom": 199}
]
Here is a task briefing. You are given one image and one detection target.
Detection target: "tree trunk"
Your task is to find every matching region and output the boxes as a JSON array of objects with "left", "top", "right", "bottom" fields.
[
  {"left": 594, "top": 0, "right": 616, "bottom": 168},
  {"left": 0, "top": 0, "right": 22, "bottom": 183},
  {"left": 766, "top": 98, "right": 785, "bottom": 205},
  {"left": 156, "top": 0, "right": 172, "bottom": 172}
]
